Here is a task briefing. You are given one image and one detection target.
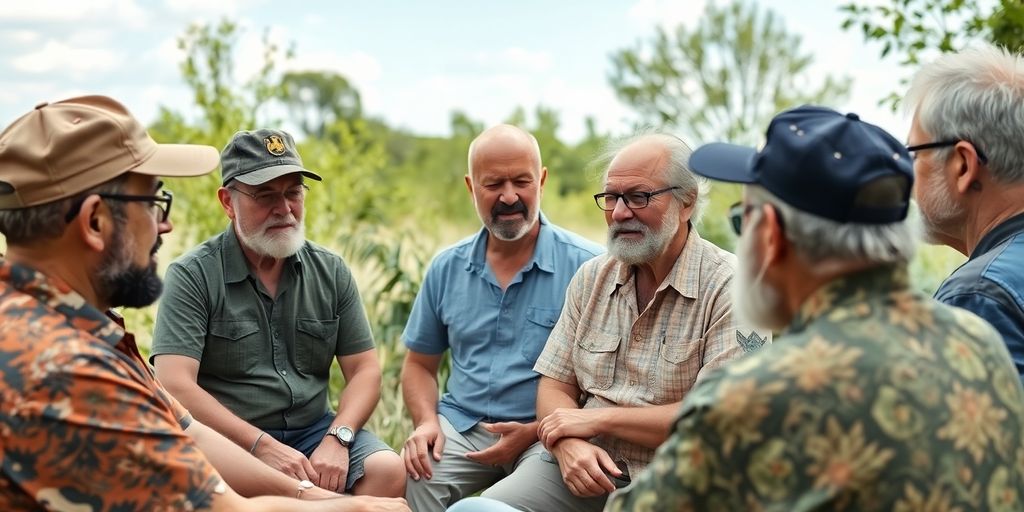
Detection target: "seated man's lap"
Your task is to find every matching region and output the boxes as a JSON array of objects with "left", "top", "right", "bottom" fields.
[
  {"left": 265, "top": 412, "right": 393, "bottom": 491},
  {"left": 481, "top": 443, "right": 626, "bottom": 512}
]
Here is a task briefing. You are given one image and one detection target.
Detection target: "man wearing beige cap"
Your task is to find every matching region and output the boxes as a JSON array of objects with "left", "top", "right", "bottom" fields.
[
  {"left": 0, "top": 96, "right": 409, "bottom": 511},
  {"left": 152, "top": 129, "right": 405, "bottom": 498}
]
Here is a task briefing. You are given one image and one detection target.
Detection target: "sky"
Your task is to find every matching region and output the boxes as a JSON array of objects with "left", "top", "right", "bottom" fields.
[{"left": 0, "top": 0, "right": 914, "bottom": 145}]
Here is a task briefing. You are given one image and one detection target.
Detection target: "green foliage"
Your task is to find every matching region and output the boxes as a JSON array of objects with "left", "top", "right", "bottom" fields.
[
  {"left": 280, "top": 71, "right": 363, "bottom": 138},
  {"left": 840, "top": 0, "right": 1024, "bottom": 108},
  {"left": 609, "top": 0, "right": 851, "bottom": 145}
]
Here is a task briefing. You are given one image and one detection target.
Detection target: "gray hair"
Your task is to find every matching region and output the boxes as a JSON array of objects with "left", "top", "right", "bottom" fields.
[
  {"left": 0, "top": 175, "right": 128, "bottom": 245},
  {"left": 600, "top": 131, "right": 710, "bottom": 225},
  {"left": 904, "top": 43, "right": 1024, "bottom": 183},
  {"left": 746, "top": 185, "right": 917, "bottom": 266}
]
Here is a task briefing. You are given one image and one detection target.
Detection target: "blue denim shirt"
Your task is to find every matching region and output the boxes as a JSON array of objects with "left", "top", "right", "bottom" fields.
[
  {"left": 403, "top": 213, "right": 603, "bottom": 432},
  {"left": 935, "top": 212, "right": 1024, "bottom": 380}
]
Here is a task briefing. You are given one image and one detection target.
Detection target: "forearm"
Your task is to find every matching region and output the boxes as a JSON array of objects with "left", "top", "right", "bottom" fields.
[
  {"left": 536, "top": 377, "right": 582, "bottom": 419},
  {"left": 332, "top": 369, "right": 381, "bottom": 432},
  {"left": 590, "top": 402, "right": 681, "bottom": 449},
  {"left": 168, "top": 380, "right": 263, "bottom": 450},
  {"left": 186, "top": 419, "right": 316, "bottom": 498},
  {"left": 402, "top": 363, "right": 441, "bottom": 427}
]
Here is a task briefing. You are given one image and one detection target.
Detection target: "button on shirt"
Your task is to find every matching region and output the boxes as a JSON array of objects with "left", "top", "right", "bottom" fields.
[
  {"left": 535, "top": 229, "right": 768, "bottom": 478},
  {"left": 151, "top": 225, "right": 374, "bottom": 430},
  {"left": 403, "top": 214, "right": 604, "bottom": 432},
  {"left": 0, "top": 259, "right": 222, "bottom": 510}
]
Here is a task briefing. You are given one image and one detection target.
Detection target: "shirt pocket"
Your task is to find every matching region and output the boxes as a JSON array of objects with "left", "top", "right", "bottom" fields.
[
  {"left": 295, "top": 317, "right": 340, "bottom": 376},
  {"left": 521, "top": 306, "right": 561, "bottom": 363},
  {"left": 206, "top": 320, "right": 261, "bottom": 377},
  {"left": 574, "top": 332, "right": 621, "bottom": 391},
  {"left": 652, "top": 336, "right": 703, "bottom": 403}
]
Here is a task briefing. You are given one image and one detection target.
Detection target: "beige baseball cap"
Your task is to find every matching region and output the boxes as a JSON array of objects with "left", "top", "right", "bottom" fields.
[{"left": 0, "top": 95, "right": 220, "bottom": 209}]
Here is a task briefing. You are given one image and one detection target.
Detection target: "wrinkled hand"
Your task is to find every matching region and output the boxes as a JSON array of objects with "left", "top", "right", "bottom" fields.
[
  {"left": 310, "top": 439, "right": 351, "bottom": 493},
  {"left": 254, "top": 435, "right": 319, "bottom": 482},
  {"left": 550, "top": 438, "right": 622, "bottom": 498},
  {"left": 465, "top": 421, "right": 538, "bottom": 466},
  {"left": 538, "top": 408, "right": 601, "bottom": 450},
  {"left": 402, "top": 421, "right": 445, "bottom": 481},
  {"left": 344, "top": 496, "right": 411, "bottom": 512}
]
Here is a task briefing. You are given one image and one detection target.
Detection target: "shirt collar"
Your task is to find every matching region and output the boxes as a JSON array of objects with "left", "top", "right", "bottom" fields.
[
  {"left": 972, "top": 211, "right": 1024, "bottom": 259},
  {"left": 611, "top": 226, "right": 705, "bottom": 299},
  {"left": 465, "top": 212, "right": 554, "bottom": 274},
  {"left": 786, "top": 264, "right": 910, "bottom": 333},
  {"left": 0, "top": 258, "right": 124, "bottom": 347},
  {"left": 222, "top": 222, "right": 303, "bottom": 284}
]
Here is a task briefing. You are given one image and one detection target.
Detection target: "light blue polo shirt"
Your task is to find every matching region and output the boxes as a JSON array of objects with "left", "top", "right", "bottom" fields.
[{"left": 403, "top": 213, "right": 603, "bottom": 432}]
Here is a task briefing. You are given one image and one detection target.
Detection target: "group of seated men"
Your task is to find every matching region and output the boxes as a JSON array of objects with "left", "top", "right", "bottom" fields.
[{"left": 1, "top": 42, "right": 1023, "bottom": 512}]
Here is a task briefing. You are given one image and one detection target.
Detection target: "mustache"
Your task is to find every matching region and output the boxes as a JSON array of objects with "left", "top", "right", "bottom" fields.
[
  {"left": 151, "top": 237, "right": 162, "bottom": 255},
  {"left": 491, "top": 200, "right": 528, "bottom": 219},
  {"left": 609, "top": 220, "right": 649, "bottom": 238}
]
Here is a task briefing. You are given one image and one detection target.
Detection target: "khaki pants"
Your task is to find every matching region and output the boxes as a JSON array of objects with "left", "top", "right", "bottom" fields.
[
  {"left": 405, "top": 415, "right": 545, "bottom": 511},
  {"left": 481, "top": 442, "right": 631, "bottom": 512}
]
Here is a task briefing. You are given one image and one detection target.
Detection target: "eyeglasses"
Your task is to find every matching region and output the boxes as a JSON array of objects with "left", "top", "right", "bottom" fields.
[
  {"left": 229, "top": 184, "right": 309, "bottom": 208},
  {"left": 906, "top": 139, "right": 988, "bottom": 164},
  {"left": 593, "top": 186, "right": 680, "bottom": 211},
  {"left": 65, "top": 190, "right": 173, "bottom": 223},
  {"left": 728, "top": 201, "right": 785, "bottom": 235}
]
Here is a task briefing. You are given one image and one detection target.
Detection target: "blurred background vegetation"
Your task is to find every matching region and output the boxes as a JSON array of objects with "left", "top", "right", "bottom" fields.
[{"left": 4, "top": 0, "right": 1016, "bottom": 450}]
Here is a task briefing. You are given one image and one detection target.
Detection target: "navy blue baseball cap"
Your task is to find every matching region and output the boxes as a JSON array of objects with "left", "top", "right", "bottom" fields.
[{"left": 689, "top": 105, "right": 913, "bottom": 224}]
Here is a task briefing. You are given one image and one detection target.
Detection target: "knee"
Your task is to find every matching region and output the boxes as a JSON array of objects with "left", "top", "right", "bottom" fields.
[{"left": 360, "top": 450, "right": 406, "bottom": 497}]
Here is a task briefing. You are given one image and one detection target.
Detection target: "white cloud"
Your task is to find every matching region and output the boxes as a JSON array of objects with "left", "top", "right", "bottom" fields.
[
  {"left": 3, "top": 30, "right": 41, "bottom": 45},
  {"left": 285, "top": 50, "right": 383, "bottom": 85},
  {"left": 0, "top": 0, "right": 149, "bottom": 27},
  {"left": 473, "top": 47, "right": 554, "bottom": 74},
  {"left": 162, "top": 0, "right": 247, "bottom": 17},
  {"left": 10, "top": 40, "right": 123, "bottom": 75},
  {"left": 627, "top": 0, "right": 705, "bottom": 31}
]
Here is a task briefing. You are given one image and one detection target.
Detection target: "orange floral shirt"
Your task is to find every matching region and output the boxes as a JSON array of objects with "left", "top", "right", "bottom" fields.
[{"left": 0, "top": 259, "right": 222, "bottom": 510}]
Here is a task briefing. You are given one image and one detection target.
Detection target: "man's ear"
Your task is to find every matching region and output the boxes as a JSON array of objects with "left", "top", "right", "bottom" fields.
[
  {"left": 760, "top": 203, "right": 787, "bottom": 266},
  {"left": 71, "top": 195, "right": 110, "bottom": 253},
  {"left": 217, "top": 187, "right": 236, "bottom": 220},
  {"left": 464, "top": 174, "right": 474, "bottom": 196},
  {"left": 952, "top": 141, "right": 985, "bottom": 194},
  {"left": 539, "top": 166, "right": 548, "bottom": 188}
]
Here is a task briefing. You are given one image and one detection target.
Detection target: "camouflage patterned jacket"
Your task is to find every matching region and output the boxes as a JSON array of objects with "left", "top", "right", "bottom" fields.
[{"left": 607, "top": 264, "right": 1024, "bottom": 511}]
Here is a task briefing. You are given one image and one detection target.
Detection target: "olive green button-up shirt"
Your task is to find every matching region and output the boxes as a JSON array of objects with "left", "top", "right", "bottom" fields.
[{"left": 152, "top": 225, "right": 374, "bottom": 430}]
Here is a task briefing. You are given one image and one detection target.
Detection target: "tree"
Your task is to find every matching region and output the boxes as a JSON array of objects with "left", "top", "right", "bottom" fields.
[
  {"left": 840, "top": 0, "right": 1024, "bottom": 108},
  {"left": 841, "top": 0, "right": 1024, "bottom": 65},
  {"left": 609, "top": 0, "right": 850, "bottom": 146},
  {"left": 280, "top": 71, "right": 363, "bottom": 138}
]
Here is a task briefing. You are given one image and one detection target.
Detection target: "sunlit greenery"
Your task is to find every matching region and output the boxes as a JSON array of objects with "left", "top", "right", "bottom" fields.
[{"left": 1, "top": 8, "right": 968, "bottom": 451}]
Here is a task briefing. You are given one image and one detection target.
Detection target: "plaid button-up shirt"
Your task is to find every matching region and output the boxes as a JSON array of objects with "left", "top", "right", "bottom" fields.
[{"left": 535, "top": 229, "right": 767, "bottom": 477}]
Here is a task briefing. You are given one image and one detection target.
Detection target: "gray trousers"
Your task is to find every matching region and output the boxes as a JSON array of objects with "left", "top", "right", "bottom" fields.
[
  {"left": 481, "top": 442, "right": 630, "bottom": 512},
  {"left": 405, "top": 415, "right": 545, "bottom": 512}
]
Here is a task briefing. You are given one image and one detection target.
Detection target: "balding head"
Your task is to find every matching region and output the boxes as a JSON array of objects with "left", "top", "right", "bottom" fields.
[
  {"left": 468, "top": 124, "right": 542, "bottom": 178},
  {"left": 464, "top": 125, "right": 547, "bottom": 242}
]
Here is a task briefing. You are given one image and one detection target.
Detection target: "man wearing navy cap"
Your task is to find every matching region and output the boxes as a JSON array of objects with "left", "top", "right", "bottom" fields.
[
  {"left": 606, "top": 106, "right": 1024, "bottom": 510},
  {"left": 151, "top": 129, "right": 405, "bottom": 499}
]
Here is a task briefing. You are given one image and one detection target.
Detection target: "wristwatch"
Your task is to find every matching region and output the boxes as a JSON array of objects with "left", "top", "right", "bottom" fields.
[
  {"left": 326, "top": 425, "right": 354, "bottom": 447},
  {"left": 296, "top": 479, "right": 315, "bottom": 499}
]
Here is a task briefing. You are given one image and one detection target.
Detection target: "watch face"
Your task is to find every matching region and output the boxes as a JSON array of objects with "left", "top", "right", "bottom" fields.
[
  {"left": 339, "top": 427, "right": 354, "bottom": 443},
  {"left": 298, "top": 479, "right": 315, "bottom": 490}
]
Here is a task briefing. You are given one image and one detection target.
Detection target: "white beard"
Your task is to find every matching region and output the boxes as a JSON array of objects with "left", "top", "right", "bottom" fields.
[
  {"left": 607, "top": 206, "right": 679, "bottom": 265},
  {"left": 237, "top": 214, "right": 306, "bottom": 259},
  {"left": 732, "top": 216, "right": 788, "bottom": 331}
]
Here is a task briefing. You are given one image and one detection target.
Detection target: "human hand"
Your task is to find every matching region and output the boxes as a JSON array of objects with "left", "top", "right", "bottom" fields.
[
  {"left": 310, "top": 439, "right": 351, "bottom": 493},
  {"left": 253, "top": 435, "right": 319, "bottom": 482},
  {"left": 465, "top": 421, "right": 538, "bottom": 466},
  {"left": 538, "top": 408, "right": 601, "bottom": 450},
  {"left": 402, "top": 421, "right": 445, "bottom": 481},
  {"left": 550, "top": 438, "right": 622, "bottom": 498}
]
